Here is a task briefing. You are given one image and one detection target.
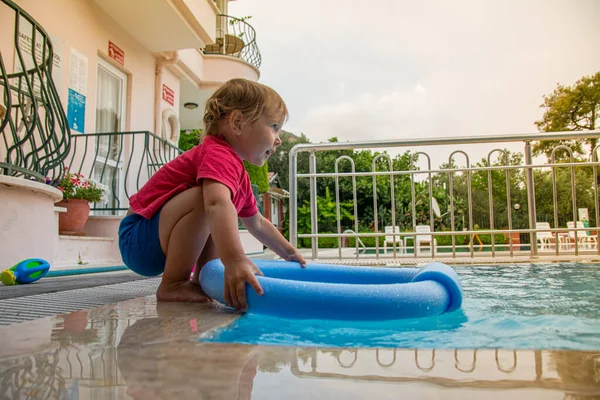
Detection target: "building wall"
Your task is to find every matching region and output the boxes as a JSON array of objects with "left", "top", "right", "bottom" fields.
[
  {"left": 262, "top": 192, "right": 285, "bottom": 232},
  {"left": 4, "top": 0, "right": 161, "bottom": 134},
  {"left": 202, "top": 55, "right": 259, "bottom": 84}
]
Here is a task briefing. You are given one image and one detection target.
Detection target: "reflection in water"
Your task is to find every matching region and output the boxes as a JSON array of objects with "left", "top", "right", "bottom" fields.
[
  {"left": 289, "top": 348, "right": 600, "bottom": 397},
  {"left": 415, "top": 349, "right": 435, "bottom": 372},
  {"left": 0, "top": 351, "right": 67, "bottom": 399},
  {"left": 116, "top": 311, "right": 259, "bottom": 400},
  {"left": 454, "top": 349, "right": 477, "bottom": 373},
  {"left": 0, "top": 299, "right": 599, "bottom": 399}
]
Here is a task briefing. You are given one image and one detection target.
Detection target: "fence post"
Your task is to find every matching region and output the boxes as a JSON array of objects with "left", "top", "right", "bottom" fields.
[
  {"left": 525, "top": 141, "right": 538, "bottom": 257},
  {"left": 309, "top": 152, "right": 318, "bottom": 259},
  {"left": 289, "top": 148, "right": 298, "bottom": 248}
]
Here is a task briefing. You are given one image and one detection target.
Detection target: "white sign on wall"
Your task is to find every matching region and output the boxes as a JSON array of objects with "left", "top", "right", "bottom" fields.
[
  {"left": 14, "top": 16, "right": 64, "bottom": 97},
  {"left": 68, "top": 48, "right": 88, "bottom": 96},
  {"left": 67, "top": 48, "right": 88, "bottom": 133}
]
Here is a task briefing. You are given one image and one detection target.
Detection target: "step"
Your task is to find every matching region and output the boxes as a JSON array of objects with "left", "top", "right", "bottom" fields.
[{"left": 54, "top": 235, "right": 122, "bottom": 268}]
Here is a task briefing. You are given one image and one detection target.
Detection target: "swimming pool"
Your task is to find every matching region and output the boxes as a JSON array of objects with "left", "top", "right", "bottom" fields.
[{"left": 202, "top": 263, "right": 600, "bottom": 350}]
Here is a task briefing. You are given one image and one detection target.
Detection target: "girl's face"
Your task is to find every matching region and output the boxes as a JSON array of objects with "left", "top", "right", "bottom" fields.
[{"left": 236, "top": 113, "right": 284, "bottom": 166}]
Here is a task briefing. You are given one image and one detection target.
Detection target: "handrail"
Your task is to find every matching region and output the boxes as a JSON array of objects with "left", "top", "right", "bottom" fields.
[{"left": 1, "top": 0, "right": 71, "bottom": 181}]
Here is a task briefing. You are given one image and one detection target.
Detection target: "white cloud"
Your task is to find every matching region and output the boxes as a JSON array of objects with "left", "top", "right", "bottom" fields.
[
  {"left": 301, "top": 83, "right": 428, "bottom": 142},
  {"left": 229, "top": 0, "right": 600, "bottom": 166}
]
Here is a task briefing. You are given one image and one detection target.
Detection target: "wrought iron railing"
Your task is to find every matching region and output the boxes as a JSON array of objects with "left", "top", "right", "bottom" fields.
[
  {"left": 66, "top": 131, "right": 181, "bottom": 212},
  {"left": 203, "top": 14, "right": 262, "bottom": 69},
  {"left": 0, "top": 0, "right": 71, "bottom": 181},
  {"left": 289, "top": 130, "right": 600, "bottom": 260}
]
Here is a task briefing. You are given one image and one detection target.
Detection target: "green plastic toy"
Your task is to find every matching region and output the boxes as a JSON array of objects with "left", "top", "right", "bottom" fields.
[{"left": 1, "top": 259, "right": 51, "bottom": 285}]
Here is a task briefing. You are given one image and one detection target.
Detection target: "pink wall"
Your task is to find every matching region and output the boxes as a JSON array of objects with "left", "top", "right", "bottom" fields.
[{"left": 6, "top": 0, "right": 158, "bottom": 133}]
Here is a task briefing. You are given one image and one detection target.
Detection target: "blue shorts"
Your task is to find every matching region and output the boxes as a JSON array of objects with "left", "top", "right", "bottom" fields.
[{"left": 118, "top": 210, "right": 166, "bottom": 277}]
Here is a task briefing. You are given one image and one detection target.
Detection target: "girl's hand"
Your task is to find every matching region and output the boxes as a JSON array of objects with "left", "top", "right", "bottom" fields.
[
  {"left": 223, "top": 258, "right": 264, "bottom": 311},
  {"left": 284, "top": 249, "right": 307, "bottom": 268}
]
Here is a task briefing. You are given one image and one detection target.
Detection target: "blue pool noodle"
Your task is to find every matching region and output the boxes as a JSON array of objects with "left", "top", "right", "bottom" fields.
[{"left": 200, "top": 259, "right": 463, "bottom": 320}]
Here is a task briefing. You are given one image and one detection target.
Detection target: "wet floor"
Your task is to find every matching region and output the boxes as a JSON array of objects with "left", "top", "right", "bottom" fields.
[{"left": 0, "top": 296, "right": 599, "bottom": 399}]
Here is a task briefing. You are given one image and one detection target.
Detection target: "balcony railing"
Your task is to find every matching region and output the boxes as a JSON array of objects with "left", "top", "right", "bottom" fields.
[
  {"left": 203, "top": 14, "right": 262, "bottom": 69},
  {"left": 66, "top": 131, "right": 182, "bottom": 213},
  {"left": 0, "top": 0, "right": 71, "bottom": 182}
]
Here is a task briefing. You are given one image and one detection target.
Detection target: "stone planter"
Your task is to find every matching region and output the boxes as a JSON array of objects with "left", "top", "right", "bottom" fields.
[{"left": 56, "top": 199, "right": 91, "bottom": 236}]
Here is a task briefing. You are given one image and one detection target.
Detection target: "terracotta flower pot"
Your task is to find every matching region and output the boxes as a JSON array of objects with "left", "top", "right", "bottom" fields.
[{"left": 56, "top": 199, "right": 90, "bottom": 236}]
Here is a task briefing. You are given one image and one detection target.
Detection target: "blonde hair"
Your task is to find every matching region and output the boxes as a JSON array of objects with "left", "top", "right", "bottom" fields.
[{"left": 203, "top": 78, "right": 288, "bottom": 136}]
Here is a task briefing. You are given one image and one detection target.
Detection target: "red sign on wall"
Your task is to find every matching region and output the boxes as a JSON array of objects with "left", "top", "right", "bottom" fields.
[
  {"left": 162, "top": 84, "right": 175, "bottom": 106},
  {"left": 108, "top": 41, "right": 125, "bottom": 65}
]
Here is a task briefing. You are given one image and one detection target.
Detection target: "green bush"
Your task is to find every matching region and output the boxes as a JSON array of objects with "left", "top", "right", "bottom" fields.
[
  {"left": 244, "top": 161, "right": 269, "bottom": 193},
  {"left": 347, "top": 235, "right": 385, "bottom": 248},
  {"left": 478, "top": 233, "right": 507, "bottom": 245},
  {"left": 430, "top": 232, "right": 506, "bottom": 246},
  {"left": 298, "top": 236, "right": 350, "bottom": 249},
  {"left": 179, "top": 129, "right": 202, "bottom": 151},
  {"left": 434, "top": 234, "right": 469, "bottom": 246},
  {"left": 318, "top": 237, "right": 342, "bottom": 248}
]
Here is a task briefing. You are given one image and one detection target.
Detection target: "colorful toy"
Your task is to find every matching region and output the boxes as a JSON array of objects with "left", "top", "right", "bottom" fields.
[{"left": 1, "top": 258, "right": 51, "bottom": 285}]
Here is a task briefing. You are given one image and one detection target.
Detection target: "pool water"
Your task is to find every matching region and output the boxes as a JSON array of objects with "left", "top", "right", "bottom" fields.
[{"left": 201, "top": 263, "right": 600, "bottom": 350}]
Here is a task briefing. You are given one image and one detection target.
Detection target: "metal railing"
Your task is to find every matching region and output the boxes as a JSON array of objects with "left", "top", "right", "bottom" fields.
[
  {"left": 289, "top": 130, "right": 600, "bottom": 260},
  {"left": 66, "top": 131, "right": 181, "bottom": 212},
  {"left": 0, "top": 0, "right": 71, "bottom": 181},
  {"left": 290, "top": 348, "right": 600, "bottom": 393},
  {"left": 203, "top": 14, "right": 262, "bottom": 69}
]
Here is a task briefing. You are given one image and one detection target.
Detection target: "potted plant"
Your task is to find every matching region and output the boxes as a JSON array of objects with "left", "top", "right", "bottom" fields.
[{"left": 53, "top": 168, "right": 107, "bottom": 236}]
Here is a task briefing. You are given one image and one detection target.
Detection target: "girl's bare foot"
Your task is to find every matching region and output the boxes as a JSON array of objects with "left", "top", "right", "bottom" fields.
[{"left": 156, "top": 280, "right": 211, "bottom": 303}]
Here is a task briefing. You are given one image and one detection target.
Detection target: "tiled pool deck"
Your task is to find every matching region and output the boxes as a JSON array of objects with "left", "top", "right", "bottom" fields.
[
  {"left": 1, "top": 295, "right": 599, "bottom": 399},
  {"left": 1, "top": 252, "right": 599, "bottom": 399}
]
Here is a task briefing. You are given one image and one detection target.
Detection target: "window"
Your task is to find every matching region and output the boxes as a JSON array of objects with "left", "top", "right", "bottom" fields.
[{"left": 93, "top": 58, "right": 127, "bottom": 214}]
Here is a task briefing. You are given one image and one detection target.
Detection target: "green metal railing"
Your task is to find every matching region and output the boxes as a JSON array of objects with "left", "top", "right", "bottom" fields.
[
  {"left": 67, "top": 131, "right": 182, "bottom": 212},
  {"left": 203, "top": 14, "right": 262, "bottom": 68},
  {"left": 0, "top": 0, "right": 71, "bottom": 181}
]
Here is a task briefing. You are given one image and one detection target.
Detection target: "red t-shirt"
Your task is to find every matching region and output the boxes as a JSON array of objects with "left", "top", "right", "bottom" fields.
[{"left": 129, "top": 135, "right": 258, "bottom": 219}]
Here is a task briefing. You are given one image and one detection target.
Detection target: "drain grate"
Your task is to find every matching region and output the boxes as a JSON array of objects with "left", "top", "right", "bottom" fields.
[
  {"left": 0, "top": 272, "right": 151, "bottom": 300},
  {"left": 0, "top": 278, "right": 161, "bottom": 325}
]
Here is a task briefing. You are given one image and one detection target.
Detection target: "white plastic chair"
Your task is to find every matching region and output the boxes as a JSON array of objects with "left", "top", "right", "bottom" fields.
[
  {"left": 384, "top": 226, "right": 403, "bottom": 254},
  {"left": 415, "top": 225, "right": 437, "bottom": 255},
  {"left": 567, "top": 221, "right": 598, "bottom": 250},
  {"left": 535, "top": 222, "right": 556, "bottom": 250}
]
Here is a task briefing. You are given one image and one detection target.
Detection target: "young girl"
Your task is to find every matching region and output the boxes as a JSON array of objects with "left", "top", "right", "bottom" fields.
[{"left": 118, "top": 78, "right": 306, "bottom": 310}]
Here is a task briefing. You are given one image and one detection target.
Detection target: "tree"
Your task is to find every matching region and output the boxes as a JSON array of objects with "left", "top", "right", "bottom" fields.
[
  {"left": 533, "top": 160, "right": 596, "bottom": 228},
  {"left": 534, "top": 72, "right": 600, "bottom": 158},
  {"left": 437, "top": 151, "right": 527, "bottom": 231},
  {"left": 297, "top": 186, "right": 354, "bottom": 247},
  {"left": 266, "top": 130, "right": 311, "bottom": 191}
]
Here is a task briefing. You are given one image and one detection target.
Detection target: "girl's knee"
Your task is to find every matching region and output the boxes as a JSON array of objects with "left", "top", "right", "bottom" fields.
[{"left": 163, "top": 186, "right": 205, "bottom": 214}]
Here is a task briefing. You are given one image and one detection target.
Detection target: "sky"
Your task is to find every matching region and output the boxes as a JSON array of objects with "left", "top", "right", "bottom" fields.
[{"left": 229, "top": 0, "right": 600, "bottom": 167}]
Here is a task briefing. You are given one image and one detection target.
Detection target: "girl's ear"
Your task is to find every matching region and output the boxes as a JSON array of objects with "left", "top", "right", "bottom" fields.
[{"left": 228, "top": 110, "right": 246, "bottom": 136}]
